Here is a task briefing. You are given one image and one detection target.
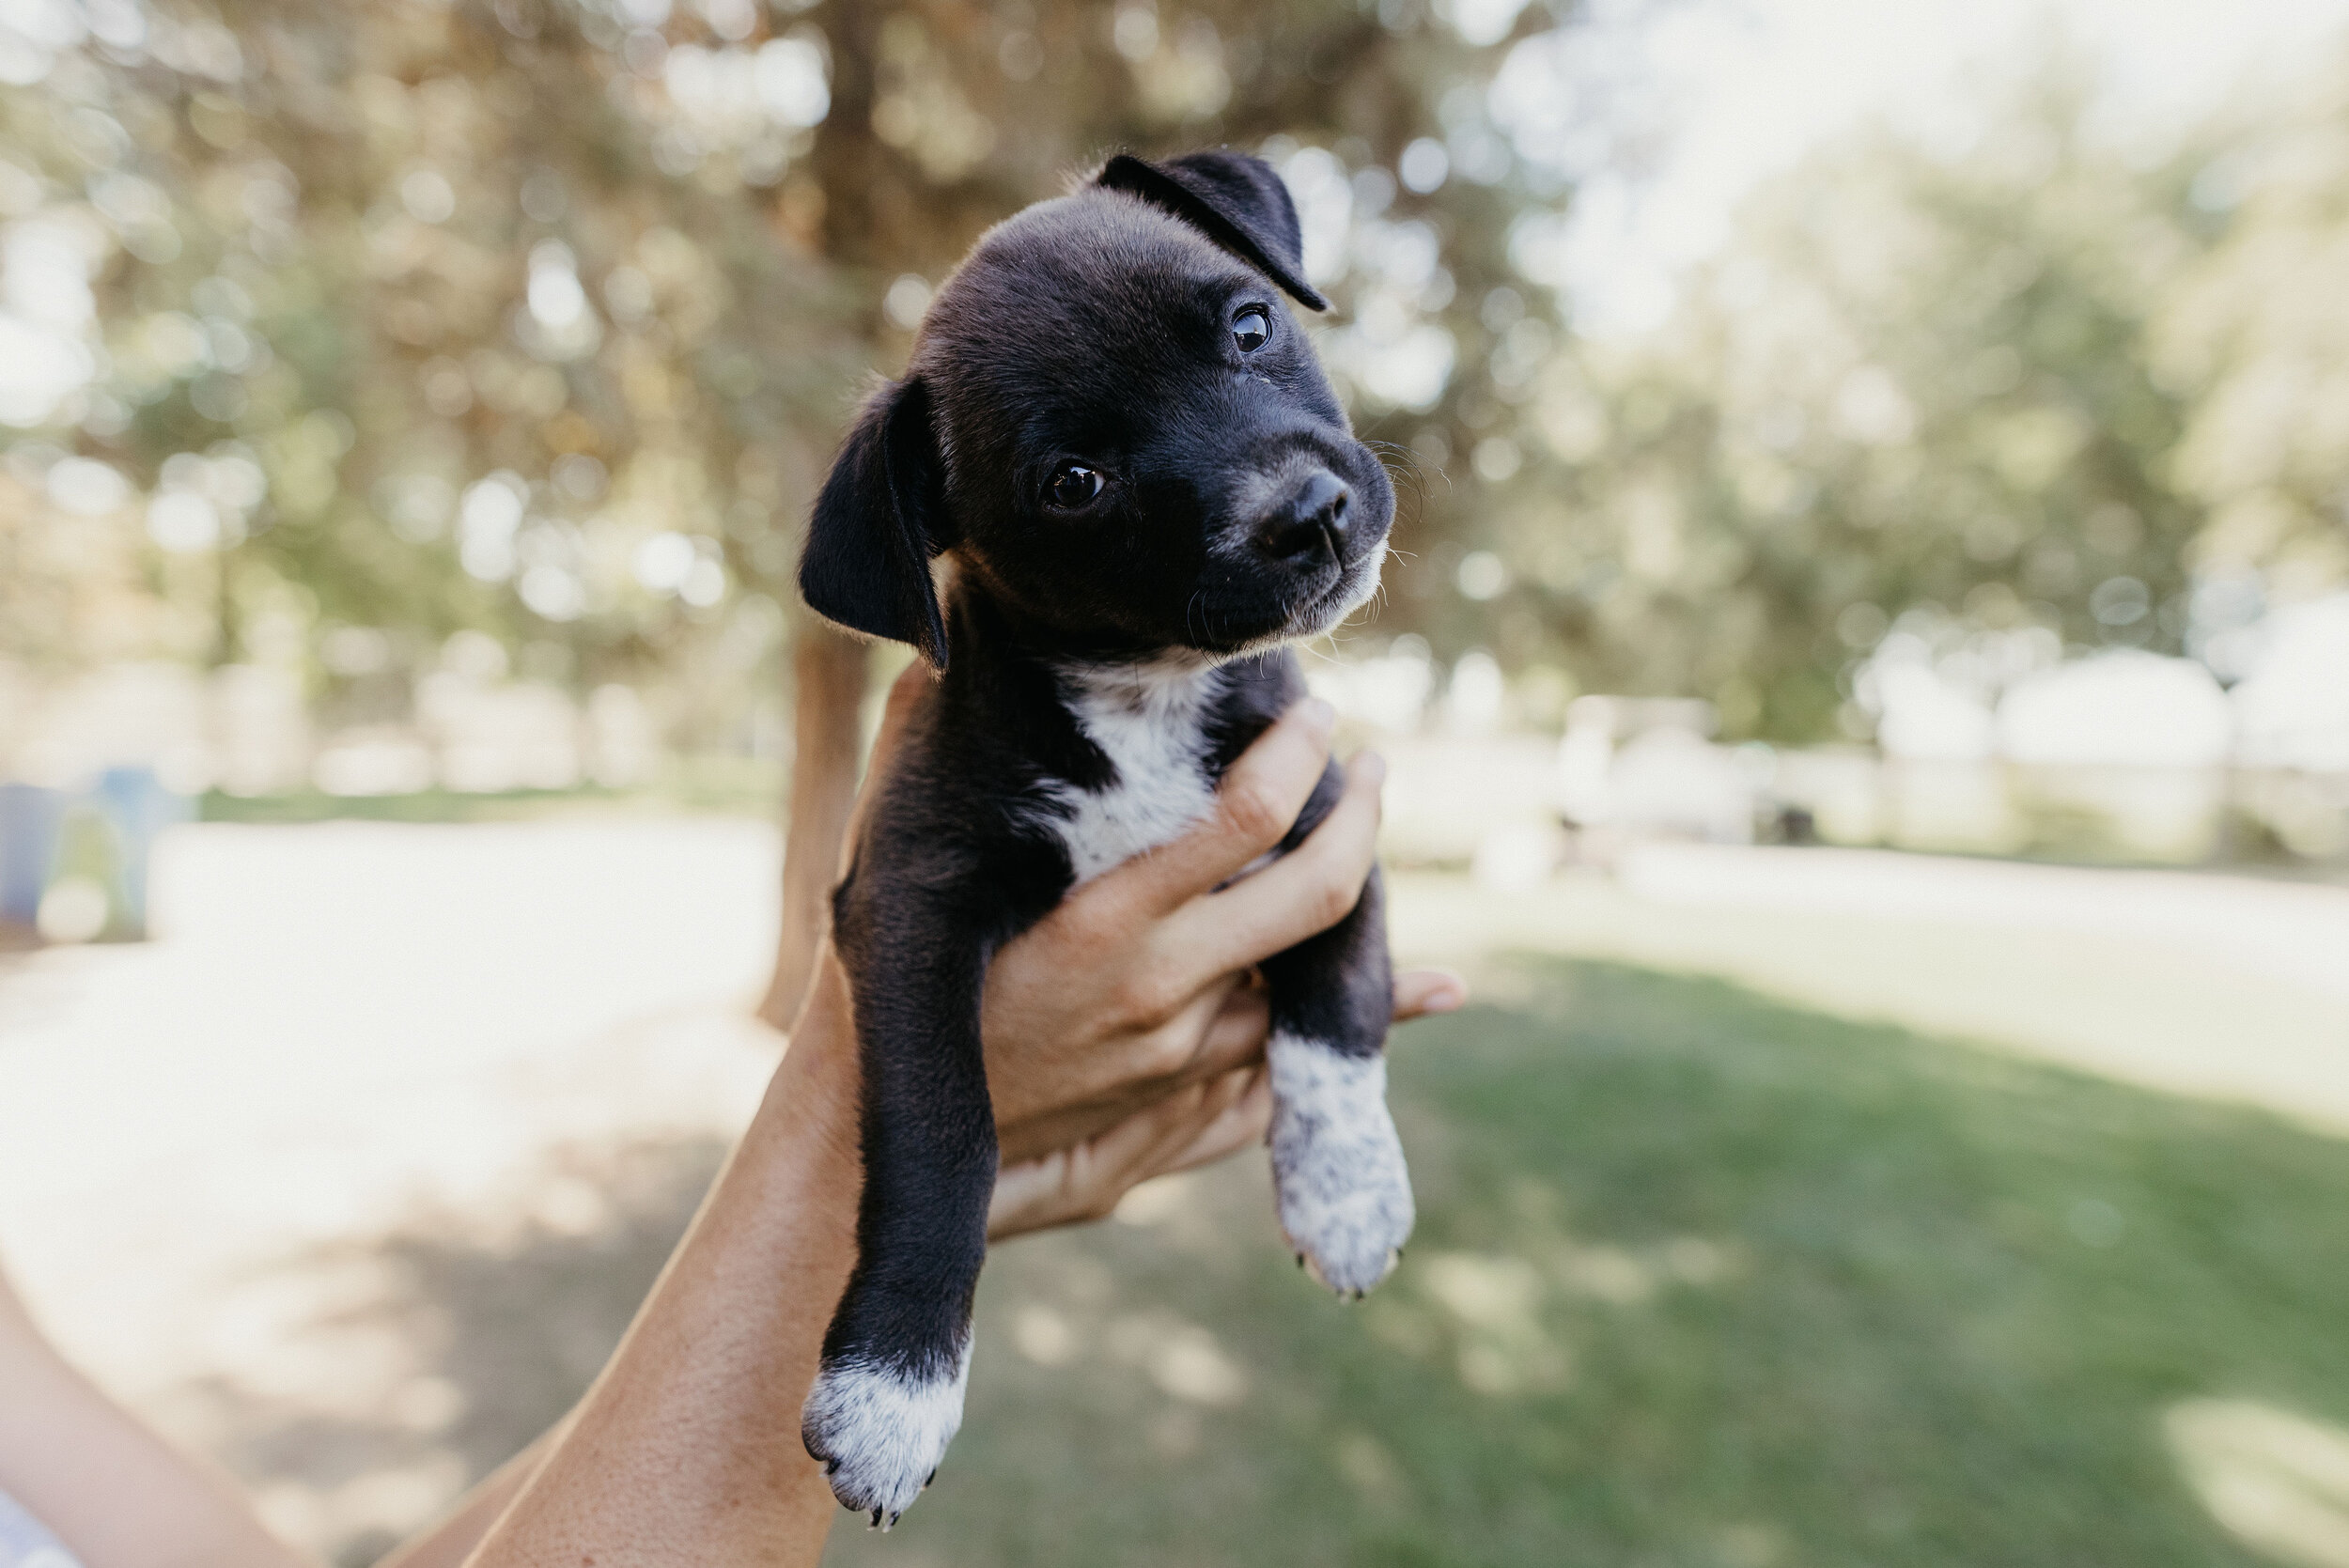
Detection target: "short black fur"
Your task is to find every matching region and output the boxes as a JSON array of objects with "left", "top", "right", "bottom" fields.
[
  {"left": 794, "top": 151, "right": 1409, "bottom": 1525},
  {"left": 1095, "top": 149, "right": 1330, "bottom": 312}
]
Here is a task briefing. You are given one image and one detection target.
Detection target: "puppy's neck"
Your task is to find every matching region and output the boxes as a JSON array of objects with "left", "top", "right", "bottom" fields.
[
  {"left": 1034, "top": 652, "right": 1227, "bottom": 884},
  {"left": 943, "top": 571, "right": 1272, "bottom": 680},
  {"left": 1050, "top": 648, "right": 1222, "bottom": 715}
]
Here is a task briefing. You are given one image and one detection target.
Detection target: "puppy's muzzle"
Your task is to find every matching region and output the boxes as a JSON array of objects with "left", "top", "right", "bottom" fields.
[{"left": 1252, "top": 468, "right": 1353, "bottom": 569}]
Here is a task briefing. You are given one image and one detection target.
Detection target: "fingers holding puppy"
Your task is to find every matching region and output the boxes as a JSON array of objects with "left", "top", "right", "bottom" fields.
[
  {"left": 1136, "top": 959, "right": 1465, "bottom": 1098},
  {"left": 987, "top": 955, "right": 1467, "bottom": 1240},
  {"left": 988, "top": 960, "right": 1461, "bottom": 1192},
  {"left": 1392, "top": 968, "right": 1467, "bottom": 1021},
  {"left": 1097, "top": 695, "right": 1340, "bottom": 919},
  {"left": 987, "top": 1065, "right": 1268, "bottom": 1239},
  {"left": 1168, "top": 747, "right": 1385, "bottom": 977}
]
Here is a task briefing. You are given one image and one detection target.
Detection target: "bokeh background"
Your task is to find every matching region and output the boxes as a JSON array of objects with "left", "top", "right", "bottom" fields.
[{"left": 5, "top": 0, "right": 2349, "bottom": 1562}]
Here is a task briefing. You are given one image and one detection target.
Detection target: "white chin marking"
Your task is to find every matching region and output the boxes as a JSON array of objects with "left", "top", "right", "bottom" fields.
[
  {"left": 801, "top": 1343, "right": 972, "bottom": 1526},
  {"left": 1266, "top": 1033, "right": 1414, "bottom": 1297}
]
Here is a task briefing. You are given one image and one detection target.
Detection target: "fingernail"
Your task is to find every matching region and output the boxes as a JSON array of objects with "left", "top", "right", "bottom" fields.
[
  {"left": 1424, "top": 983, "right": 1464, "bottom": 1013},
  {"left": 1352, "top": 749, "right": 1387, "bottom": 785},
  {"left": 1296, "top": 696, "right": 1337, "bottom": 736}
]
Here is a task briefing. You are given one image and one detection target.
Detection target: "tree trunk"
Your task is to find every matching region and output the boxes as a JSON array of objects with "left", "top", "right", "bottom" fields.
[
  {"left": 756, "top": 0, "right": 892, "bottom": 1034},
  {"left": 756, "top": 621, "right": 869, "bottom": 1032},
  {"left": 753, "top": 0, "right": 1027, "bottom": 1031}
]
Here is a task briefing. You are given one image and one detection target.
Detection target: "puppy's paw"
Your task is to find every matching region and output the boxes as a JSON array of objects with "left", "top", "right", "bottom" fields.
[
  {"left": 801, "top": 1345, "right": 971, "bottom": 1527},
  {"left": 1266, "top": 1034, "right": 1415, "bottom": 1297}
]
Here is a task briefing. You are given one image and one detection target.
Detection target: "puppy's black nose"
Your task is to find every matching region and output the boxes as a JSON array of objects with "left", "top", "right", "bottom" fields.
[{"left": 1254, "top": 470, "right": 1352, "bottom": 566}]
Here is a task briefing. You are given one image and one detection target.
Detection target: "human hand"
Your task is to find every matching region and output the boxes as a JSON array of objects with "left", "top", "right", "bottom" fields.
[
  {"left": 982, "top": 961, "right": 1460, "bottom": 1239},
  {"left": 837, "top": 662, "right": 1464, "bottom": 1242}
]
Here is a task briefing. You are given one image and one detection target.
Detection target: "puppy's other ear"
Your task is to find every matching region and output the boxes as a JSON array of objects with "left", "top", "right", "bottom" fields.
[
  {"left": 1097, "top": 150, "right": 1329, "bottom": 312},
  {"left": 799, "top": 378, "right": 952, "bottom": 670}
]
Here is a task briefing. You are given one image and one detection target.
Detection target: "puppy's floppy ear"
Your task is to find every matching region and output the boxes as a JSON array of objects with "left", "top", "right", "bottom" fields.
[
  {"left": 1097, "top": 149, "right": 1329, "bottom": 312},
  {"left": 799, "top": 377, "right": 952, "bottom": 670}
]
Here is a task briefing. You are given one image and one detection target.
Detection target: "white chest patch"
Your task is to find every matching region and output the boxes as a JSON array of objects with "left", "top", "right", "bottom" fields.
[{"left": 1034, "top": 659, "right": 1222, "bottom": 885}]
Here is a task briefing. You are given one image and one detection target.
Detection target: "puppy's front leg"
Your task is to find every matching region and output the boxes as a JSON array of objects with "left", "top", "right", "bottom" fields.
[
  {"left": 1260, "top": 860, "right": 1414, "bottom": 1296},
  {"left": 801, "top": 882, "right": 994, "bottom": 1527}
]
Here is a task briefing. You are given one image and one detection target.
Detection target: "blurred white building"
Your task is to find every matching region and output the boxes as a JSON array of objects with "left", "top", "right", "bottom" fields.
[
  {"left": 2232, "top": 595, "right": 2349, "bottom": 773},
  {"left": 1557, "top": 695, "right": 1753, "bottom": 844},
  {"left": 1998, "top": 654, "right": 2232, "bottom": 769}
]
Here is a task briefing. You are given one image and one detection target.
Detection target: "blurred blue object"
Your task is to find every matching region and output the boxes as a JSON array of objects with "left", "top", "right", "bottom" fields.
[
  {"left": 0, "top": 784, "right": 66, "bottom": 928},
  {"left": 90, "top": 767, "right": 190, "bottom": 939}
]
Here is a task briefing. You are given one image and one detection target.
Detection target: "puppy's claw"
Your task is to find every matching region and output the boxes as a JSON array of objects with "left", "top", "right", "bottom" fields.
[
  {"left": 802, "top": 1350, "right": 970, "bottom": 1525},
  {"left": 1299, "top": 1244, "right": 1405, "bottom": 1299},
  {"left": 925, "top": 1468, "right": 937, "bottom": 1490}
]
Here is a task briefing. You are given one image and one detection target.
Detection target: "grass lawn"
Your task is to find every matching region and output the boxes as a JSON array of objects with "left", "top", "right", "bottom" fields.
[{"left": 824, "top": 956, "right": 2349, "bottom": 1568}]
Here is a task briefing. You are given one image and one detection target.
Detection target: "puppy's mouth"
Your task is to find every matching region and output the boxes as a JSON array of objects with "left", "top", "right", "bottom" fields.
[
  {"left": 1195, "top": 548, "right": 1382, "bottom": 657},
  {"left": 1286, "top": 549, "right": 1385, "bottom": 637}
]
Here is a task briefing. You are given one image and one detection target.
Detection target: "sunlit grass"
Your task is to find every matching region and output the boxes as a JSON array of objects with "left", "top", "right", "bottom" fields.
[{"left": 825, "top": 957, "right": 2349, "bottom": 1568}]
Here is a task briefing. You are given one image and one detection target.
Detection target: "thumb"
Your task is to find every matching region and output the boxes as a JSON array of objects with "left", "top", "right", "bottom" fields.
[{"left": 1392, "top": 969, "right": 1466, "bottom": 1022}]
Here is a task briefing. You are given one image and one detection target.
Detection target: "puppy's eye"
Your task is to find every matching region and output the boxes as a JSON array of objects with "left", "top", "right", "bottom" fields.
[
  {"left": 1233, "top": 306, "right": 1271, "bottom": 353},
  {"left": 1046, "top": 463, "right": 1104, "bottom": 510}
]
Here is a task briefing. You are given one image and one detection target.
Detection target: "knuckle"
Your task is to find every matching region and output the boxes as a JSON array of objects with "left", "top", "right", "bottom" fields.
[
  {"left": 1221, "top": 778, "right": 1289, "bottom": 844},
  {"left": 1055, "top": 898, "right": 1117, "bottom": 955},
  {"left": 1136, "top": 1028, "right": 1197, "bottom": 1081},
  {"left": 1310, "top": 869, "right": 1360, "bottom": 929},
  {"left": 1060, "top": 886, "right": 1143, "bottom": 958},
  {"left": 1113, "top": 970, "right": 1181, "bottom": 1031}
]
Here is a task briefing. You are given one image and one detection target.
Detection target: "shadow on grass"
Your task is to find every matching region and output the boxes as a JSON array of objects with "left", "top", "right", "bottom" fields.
[
  {"left": 186, "top": 1138, "right": 729, "bottom": 1566},
  {"left": 214, "top": 959, "right": 2349, "bottom": 1568}
]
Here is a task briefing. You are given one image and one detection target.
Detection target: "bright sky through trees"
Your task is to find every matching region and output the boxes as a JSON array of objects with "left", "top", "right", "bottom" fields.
[{"left": 1543, "top": 0, "right": 2349, "bottom": 335}]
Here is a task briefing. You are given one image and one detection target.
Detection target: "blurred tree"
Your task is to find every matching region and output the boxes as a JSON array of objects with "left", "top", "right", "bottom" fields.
[
  {"left": 0, "top": 0, "right": 1592, "bottom": 1014},
  {"left": 1, "top": 0, "right": 878, "bottom": 747},
  {"left": 2157, "top": 43, "right": 2349, "bottom": 605},
  {"left": 1477, "top": 65, "right": 2218, "bottom": 741},
  {"left": 0, "top": 0, "right": 1591, "bottom": 692}
]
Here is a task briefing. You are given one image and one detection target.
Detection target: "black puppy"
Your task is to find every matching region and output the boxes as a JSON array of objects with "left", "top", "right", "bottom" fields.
[{"left": 796, "top": 149, "right": 1412, "bottom": 1526}]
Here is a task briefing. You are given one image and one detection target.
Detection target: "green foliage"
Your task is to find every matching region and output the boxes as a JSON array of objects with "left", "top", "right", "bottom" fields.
[
  {"left": 3, "top": 0, "right": 872, "bottom": 707},
  {"left": 2158, "top": 60, "right": 2349, "bottom": 594},
  {"left": 0, "top": 0, "right": 1570, "bottom": 737},
  {"left": 1471, "top": 66, "right": 2223, "bottom": 741},
  {"left": 9, "top": 8, "right": 2349, "bottom": 750}
]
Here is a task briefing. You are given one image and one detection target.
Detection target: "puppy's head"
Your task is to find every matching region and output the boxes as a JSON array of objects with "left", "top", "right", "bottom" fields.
[{"left": 801, "top": 150, "right": 1394, "bottom": 669}]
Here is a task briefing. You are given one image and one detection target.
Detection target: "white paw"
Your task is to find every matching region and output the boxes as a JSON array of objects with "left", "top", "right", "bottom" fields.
[
  {"left": 801, "top": 1343, "right": 971, "bottom": 1527},
  {"left": 1266, "top": 1034, "right": 1415, "bottom": 1297}
]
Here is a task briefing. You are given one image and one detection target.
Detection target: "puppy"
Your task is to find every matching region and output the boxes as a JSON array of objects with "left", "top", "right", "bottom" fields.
[{"left": 796, "top": 149, "right": 1412, "bottom": 1526}]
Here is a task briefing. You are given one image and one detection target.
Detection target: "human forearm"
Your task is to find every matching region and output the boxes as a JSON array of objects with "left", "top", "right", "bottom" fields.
[
  {"left": 463, "top": 962, "right": 864, "bottom": 1567},
  {"left": 372, "top": 1428, "right": 556, "bottom": 1568},
  {"left": 0, "top": 1274, "right": 312, "bottom": 1568}
]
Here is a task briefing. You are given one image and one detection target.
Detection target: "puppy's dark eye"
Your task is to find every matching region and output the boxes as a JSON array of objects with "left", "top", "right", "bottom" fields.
[
  {"left": 1046, "top": 463, "right": 1103, "bottom": 510},
  {"left": 1233, "top": 306, "right": 1271, "bottom": 353}
]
